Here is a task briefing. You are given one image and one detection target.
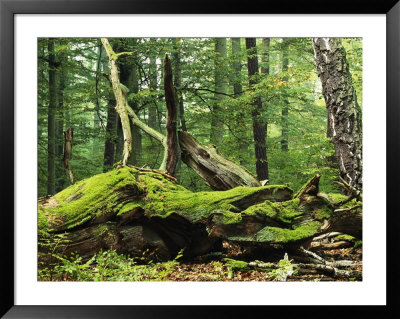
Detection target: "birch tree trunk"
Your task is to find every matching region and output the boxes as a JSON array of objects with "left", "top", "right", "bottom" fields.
[{"left": 312, "top": 38, "right": 362, "bottom": 190}]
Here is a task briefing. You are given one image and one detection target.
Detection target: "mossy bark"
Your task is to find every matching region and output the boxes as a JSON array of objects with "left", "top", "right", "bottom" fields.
[{"left": 38, "top": 168, "right": 361, "bottom": 262}]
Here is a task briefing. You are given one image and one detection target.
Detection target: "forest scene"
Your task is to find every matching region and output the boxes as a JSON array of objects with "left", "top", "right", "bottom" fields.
[{"left": 38, "top": 37, "right": 363, "bottom": 282}]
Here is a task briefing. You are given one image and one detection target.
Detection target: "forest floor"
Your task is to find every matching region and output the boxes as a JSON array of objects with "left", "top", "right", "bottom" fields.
[
  {"left": 39, "top": 238, "right": 362, "bottom": 282},
  {"left": 160, "top": 242, "right": 363, "bottom": 282}
]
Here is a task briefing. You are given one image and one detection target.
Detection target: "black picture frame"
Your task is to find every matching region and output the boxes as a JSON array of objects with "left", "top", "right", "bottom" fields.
[{"left": 1, "top": 0, "right": 399, "bottom": 318}]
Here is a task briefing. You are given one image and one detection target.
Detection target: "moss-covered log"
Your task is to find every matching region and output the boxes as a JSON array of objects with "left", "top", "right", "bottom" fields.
[{"left": 38, "top": 167, "right": 361, "bottom": 262}]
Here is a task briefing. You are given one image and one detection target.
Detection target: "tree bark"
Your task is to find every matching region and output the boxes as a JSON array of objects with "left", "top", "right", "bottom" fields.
[
  {"left": 47, "top": 38, "right": 56, "bottom": 195},
  {"left": 246, "top": 38, "right": 269, "bottom": 182},
  {"left": 63, "top": 127, "right": 74, "bottom": 184},
  {"left": 210, "top": 38, "right": 227, "bottom": 146},
  {"left": 312, "top": 38, "right": 362, "bottom": 190}
]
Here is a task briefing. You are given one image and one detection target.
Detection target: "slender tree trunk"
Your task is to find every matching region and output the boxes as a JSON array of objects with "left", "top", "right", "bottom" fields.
[
  {"left": 119, "top": 39, "right": 141, "bottom": 166},
  {"left": 261, "top": 38, "right": 270, "bottom": 75},
  {"left": 55, "top": 65, "right": 66, "bottom": 192},
  {"left": 92, "top": 45, "right": 102, "bottom": 159},
  {"left": 210, "top": 38, "right": 227, "bottom": 146},
  {"left": 246, "top": 38, "right": 269, "bottom": 182},
  {"left": 63, "top": 127, "right": 74, "bottom": 184},
  {"left": 172, "top": 40, "right": 187, "bottom": 132},
  {"left": 47, "top": 38, "right": 56, "bottom": 195},
  {"left": 281, "top": 39, "right": 289, "bottom": 152},
  {"left": 312, "top": 38, "right": 362, "bottom": 190},
  {"left": 231, "top": 38, "right": 248, "bottom": 166},
  {"left": 103, "top": 96, "right": 118, "bottom": 172}
]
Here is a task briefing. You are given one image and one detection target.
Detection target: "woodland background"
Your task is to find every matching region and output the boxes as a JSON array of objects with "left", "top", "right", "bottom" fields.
[{"left": 37, "top": 37, "right": 362, "bottom": 196}]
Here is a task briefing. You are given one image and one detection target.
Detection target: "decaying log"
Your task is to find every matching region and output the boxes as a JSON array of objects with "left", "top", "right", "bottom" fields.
[
  {"left": 38, "top": 168, "right": 362, "bottom": 263},
  {"left": 179, "top": 131, "right": 261, "bottom": 190}
]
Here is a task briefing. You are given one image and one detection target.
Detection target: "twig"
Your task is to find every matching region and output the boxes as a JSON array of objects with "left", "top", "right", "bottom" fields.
[{"left": 124, "top": 164, "right": 177, "bottom": 183}]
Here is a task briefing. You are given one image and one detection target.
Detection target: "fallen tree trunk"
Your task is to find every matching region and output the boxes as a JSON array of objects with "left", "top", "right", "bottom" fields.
[
  {"left": 38, "top": 168, "right": 361, "bottom": 263},
  {"left": 179, "top": 131, "right": 261, "bottom": 190}
]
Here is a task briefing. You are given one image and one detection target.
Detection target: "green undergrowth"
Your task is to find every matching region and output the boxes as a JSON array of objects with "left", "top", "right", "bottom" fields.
[{"left": 38, "top": 249, "right": 184, "bottom": 281}]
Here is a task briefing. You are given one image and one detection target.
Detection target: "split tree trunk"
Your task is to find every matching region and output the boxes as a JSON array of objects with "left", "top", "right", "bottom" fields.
[
  {"left": 163, "top": 54, "right": 179, "bottom": 176},
  {"left": 312, "top": 38, "right": 362, "bottom": 190}
]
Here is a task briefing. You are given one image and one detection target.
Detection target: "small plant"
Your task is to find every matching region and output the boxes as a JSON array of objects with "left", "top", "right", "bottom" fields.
[{"left": 269, "top": 253, "right": 294, "bottom": 281}]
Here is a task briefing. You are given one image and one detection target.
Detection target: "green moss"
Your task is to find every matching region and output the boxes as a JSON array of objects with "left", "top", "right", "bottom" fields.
[
  {"left": 326, "top": 193, "right": 361, "bottom": 208},
  {"left": 223, "top": 258, "right": 250, "bottom": 272},
  {"left": 38, "top": 208, "right": 49, "bottom": 237},
  {"left": 326, "top": 193, "right": 348, "bottom": 203},
  {"left": 228, "top": 221, "right": 321, "bottom": 244},
  {"left": 313, "top": 204, "right": 332, "bottom": 220},
  {"left": 255, "top": 221, "right": 321, "bottom": 243},
  {"left": 118, "top": 202, "right": 142, "bottom": 216},
  {"left": 142, "top": 184, "right": 287, "bottom": 223},
  {"left": 43, "top": 167, "right": 145, "bottom": 231},
  {"left": 242, "top": 198, "right": 303, "bottom": 225},
  {"left": 335, "top": 234, "right": 355, "bottom": 241}
]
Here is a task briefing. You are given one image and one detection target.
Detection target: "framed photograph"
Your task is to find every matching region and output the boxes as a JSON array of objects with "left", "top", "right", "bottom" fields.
[{"left": 1, "top": 0, "right": 398, "bottom": 317}]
